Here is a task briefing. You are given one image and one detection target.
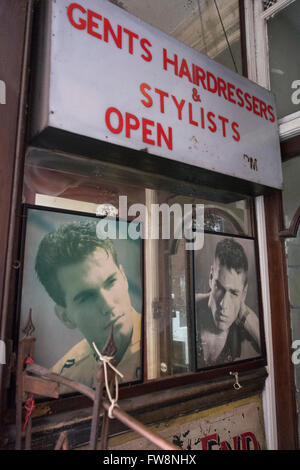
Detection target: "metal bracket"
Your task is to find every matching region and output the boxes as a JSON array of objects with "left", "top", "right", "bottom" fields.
[
  {"left": 230, "top": 371, "right": 242, "bottom": 390},
  {"left": 152, "top": 300, "right": 161, "bottom": 319},
  {"left": 0, "top": 340, "right": 5, "bottom": 364}
]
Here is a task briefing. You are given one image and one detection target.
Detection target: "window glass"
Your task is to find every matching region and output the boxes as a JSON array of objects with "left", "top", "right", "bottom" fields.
[
  {"left": 285, "top": 231, "right": 300, "bottom": 447},
  {"left": 20, "top": 147, "right": 255, "bottom": 391},
  {"left": 282, "top": 155, "right": 300, "bottom": 229},
  {"left": 109, "top": 0, "right": 243, "bottom": 74},
  {"left": 282, "top": 154, "right": 300, "bottom": 446},
  {"left": 268, "top": 1, "right": 300, "bottom": 119}
]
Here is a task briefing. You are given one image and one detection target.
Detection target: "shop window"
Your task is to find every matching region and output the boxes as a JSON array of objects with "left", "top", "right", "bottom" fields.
[
  {"left": 267, "top": 0, "right": 300, "bottom": 119},
  {"left": 282, "top": 156, "right": 300, "bottom": 229},
  {"left": 108, "top": 0, "right": 244, "bottom": 75},
  {"left": 16, "top": 147, "right": 265, "bottom": 404},
  {"left": 282, "top": 155, "right": 300, "bottom": 446}
]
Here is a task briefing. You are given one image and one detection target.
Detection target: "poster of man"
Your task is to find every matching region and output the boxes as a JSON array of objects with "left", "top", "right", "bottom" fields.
[
  {"left": 19, "top": 206, "right": 143, "bottom": 393},
  {"left": 194, "top": 233, "right": 261, "bottom": 369}
]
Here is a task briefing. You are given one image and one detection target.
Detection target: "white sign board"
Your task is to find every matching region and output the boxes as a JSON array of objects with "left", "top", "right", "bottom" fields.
[
  {"left": 108, "top": 395, "right": 266, "bottom": 450},
  {"left": 33, "top": 0, "right": 282, "bottom": 189}
]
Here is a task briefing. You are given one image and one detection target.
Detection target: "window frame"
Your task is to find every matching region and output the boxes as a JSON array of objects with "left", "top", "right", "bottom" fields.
[
  {"left": 245, "top": 0, "right": 300, "bottom": 140},
  {"left": 13, "top": 195, "right": 267, "bottom": 420}
]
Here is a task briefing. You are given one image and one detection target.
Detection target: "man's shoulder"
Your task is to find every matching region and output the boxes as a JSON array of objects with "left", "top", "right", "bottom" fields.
[
  {"left": 51, "top": 339, "right": 94, "bottom": 375},
  {"left": 51, "top": 339, "right": 97, "bottom": 392}
]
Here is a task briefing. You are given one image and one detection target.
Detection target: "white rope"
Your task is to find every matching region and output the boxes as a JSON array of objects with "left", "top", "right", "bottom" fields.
[{"left": 92, "top": 342, "right": 124, "bottom": 419}]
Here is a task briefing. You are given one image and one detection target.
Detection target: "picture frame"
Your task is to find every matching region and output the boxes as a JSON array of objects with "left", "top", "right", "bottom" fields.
[
  {"left": 193, "top": 232, "right": 263, "bottom": 371},
  {"left": 17, "top": 204, "right": 144, "bottom": 393}
]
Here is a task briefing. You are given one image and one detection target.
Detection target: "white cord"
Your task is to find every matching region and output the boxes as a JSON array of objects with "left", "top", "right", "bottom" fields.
[{"left": 92, "top": 342, "right": 124, "bottom": 419}]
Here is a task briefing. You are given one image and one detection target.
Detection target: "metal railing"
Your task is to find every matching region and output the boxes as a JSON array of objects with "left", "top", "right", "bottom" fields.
[{"left": 15, "top": 328, "right": 180, "bottom": 451}]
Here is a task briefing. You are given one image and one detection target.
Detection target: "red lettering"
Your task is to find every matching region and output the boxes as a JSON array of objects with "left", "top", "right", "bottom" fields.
[
  {"left": 217, "top": 77, "right": 227, "bottom": 100},
  {"left": 227, "top": 82, "right": 236, "bottom": 104},
  {"left": 87, "top": 9, "right": 102, "bottom": 39},
  {"left": 179, "top": 58, "right": 193, "bottom": 83},
  {"left": 125, "top": 112, "right": 140, "bottom": 138},
  {"left": 171, "top": 95, "right": 185, "bottom": 120},
  {"left": 103, "top": 17, "right": 122, "bottom": 48},
  {"left": 140, "top": 38, "right": 152, "bottom": 62},
  {"left": 188, "top": 102, "right": 198, "bottom": 126},
  {"left": 260, "top": 100, "right": 268, "bottom": 120},
  {"left": 268, "top": 105, "right": 275, "bottom": 122},
  {"left": 252, "top": 96, "right": 261, "bottom": 116},
  {"left": 142, "top": 118, "right": 155, "bottom": 145},
  {"left": 244, "top": 92, "right": 252, "bottom": 112},
  {"left": 232, "top": 121, "right": 240, "bottom": 141},
  {"left": 236, "top": 88, "right": 244, "bottom": 108},
  {"left": 206, "top": 71, "right": 217, "bottom": 93},
  {"left": 67, "top": 3, "right": 86, "bottom": 30},
  {"left": 123, "top": 27, "right": 139, "bottom": 54},
  {"left": 157, "top": 123, "right": 173, "bottom": 150},
  {"left": 140, "top": 83, "right": 153, "bottom": 108},
  {"left": 218, "top": 115, "right": 229, "bottom": 137},
  {"left": 200, "top": 107, "right": 205, "bottom": 128},
  {"left": 155, "top": 88, "right": 169, "bottom": 114},
  {"left": 233, "top": 435, "right": 241, "bottom": 450},
  {"left": 207, "top": 111, "right": 217, "bottom": 133},
  {"left": 192, "top": 65, "right": 206, "bottom": 89},
  {"left": 163, "top": 48, "right": 178, "bottom": 75},
  {"left": 240, "top": 432, "right": 259, "bottom": 450},
  {"left": 220, "top": 441, "right": 232, "bottom": 450},
  {"left": 105, "top": 107, "right": 123, "bottom": 134},
  {"left": 201, "top": 433, "right": 219, "bottom": 450}
]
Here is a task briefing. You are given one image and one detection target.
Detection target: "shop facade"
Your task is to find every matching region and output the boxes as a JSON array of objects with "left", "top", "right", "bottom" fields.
[{"left": 0, "top": 0, "right": 299, "bottom": 450}]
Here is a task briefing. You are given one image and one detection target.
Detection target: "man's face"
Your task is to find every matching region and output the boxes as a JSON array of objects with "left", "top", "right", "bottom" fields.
[
  {"left": 56, "top": 247, "right": 134, "bottom": 359},
  {"left": 208, "top": 258, "right": 247, "bottom": 332}
]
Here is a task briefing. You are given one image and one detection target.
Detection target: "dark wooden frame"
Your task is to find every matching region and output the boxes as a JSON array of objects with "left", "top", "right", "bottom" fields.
[
  {"left": 264, "top": 190, "right": 299, "bottom": 449},
  {"left": 267, "top": 144, "right": 300, "bottom": 449},
  {"left": 11, "top": 200, "right": 267, "bottom": 420},
  {"left": 15, "top": 203, "right": 145, "bottom": 391},
  {"left": 279, "top": 207, "right": 300, "bottom": 239},
  {"left": 192, "top": 231, "right": 266, "bottom": 373},
  {"left": 239, "top": 0, "right": 248, "bottom": 78},
  {"left": 0, "top": 0, "right": 34, "bottom": 445}
]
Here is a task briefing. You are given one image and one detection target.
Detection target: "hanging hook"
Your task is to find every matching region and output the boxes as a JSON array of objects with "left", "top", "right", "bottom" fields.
[{"left": 230, "top": 371, "right": 242, "bottom": 390}]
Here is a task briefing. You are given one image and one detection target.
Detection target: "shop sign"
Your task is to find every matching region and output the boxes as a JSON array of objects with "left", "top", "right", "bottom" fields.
[
  {"left": 107, "top": 395, "right": 266, "bottom": 451},
  {"left": 32, "top": 0, "right": 282, "bottom": 189}
]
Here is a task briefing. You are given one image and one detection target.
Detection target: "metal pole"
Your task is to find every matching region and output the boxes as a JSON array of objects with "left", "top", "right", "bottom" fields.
[{"left": 102, "top": 401, "right": 181, "bottom": 451}]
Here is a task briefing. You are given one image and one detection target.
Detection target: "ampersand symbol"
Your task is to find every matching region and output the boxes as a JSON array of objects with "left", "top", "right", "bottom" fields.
[{"left": 192, "top": 88, "right": 201, "bottom": 102}]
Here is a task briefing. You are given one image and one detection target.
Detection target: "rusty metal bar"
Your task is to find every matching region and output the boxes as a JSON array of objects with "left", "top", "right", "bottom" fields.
[
  {"left": 55, "top": 431, "right": 69, "bottom": 450},
  {"left": 99, "top": 373, "right": 115, "bottom": 450},
  {"left": 99, "top": 410, "right": 110, "bottom": 450},
  {"left": 26, "top": 363, "right": 95, "bottom": 401},
  {"left": 26, "top": 362, "right": 180, "bottom": 451},
  {"left": 102, "top": 400, "right": 180, "bottom": 451},
  {"left": 89, "top": 365, "right": 105, "bottom": 450}
]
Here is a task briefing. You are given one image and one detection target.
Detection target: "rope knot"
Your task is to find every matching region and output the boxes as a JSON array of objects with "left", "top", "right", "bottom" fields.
[{"left": 92, "top": 343, "right": 124, "bottom": 419}]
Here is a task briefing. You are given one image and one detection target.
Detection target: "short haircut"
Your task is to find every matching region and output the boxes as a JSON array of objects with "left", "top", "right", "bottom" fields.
[
  {"left": 35, "top": 221, "right": 119, "bottom": 307},
  {"left": 214, "top": 238, "right": 248, "bottom": 284}
]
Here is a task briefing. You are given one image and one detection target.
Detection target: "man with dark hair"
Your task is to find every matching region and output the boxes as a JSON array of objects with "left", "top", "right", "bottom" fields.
[
  {"left": 195, "top": 237, "right": 260, "bottom": 368},
  {"left": 35, "top": 221, "right": 141, "bottom": 391}
]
